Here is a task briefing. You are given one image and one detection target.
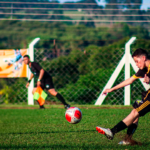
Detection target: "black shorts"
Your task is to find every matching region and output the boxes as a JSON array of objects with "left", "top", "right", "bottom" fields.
[
  {"left": 35, "top": 76, "right": 54, "bottom": 90},
  {"left": 133, "top": 89, "right": 150, "bottom": 117}
]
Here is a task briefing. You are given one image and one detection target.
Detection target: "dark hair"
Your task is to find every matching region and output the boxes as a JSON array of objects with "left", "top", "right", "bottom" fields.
[
  {"left": 132, "top": 48, "right": 149, "bottom": 58},
  {"left": 23, "top": 55, "right": 30, "bottom": 59}
]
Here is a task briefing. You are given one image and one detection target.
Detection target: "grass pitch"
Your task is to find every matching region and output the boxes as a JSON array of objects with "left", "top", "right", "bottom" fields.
[{"left": 0, "top": 105, "right": 150, "bottom": 150}]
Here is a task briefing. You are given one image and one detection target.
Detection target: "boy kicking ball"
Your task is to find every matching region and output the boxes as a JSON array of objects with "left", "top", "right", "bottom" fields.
[{"left": 96, "top": 48, "right": 150, "bottom": 145}]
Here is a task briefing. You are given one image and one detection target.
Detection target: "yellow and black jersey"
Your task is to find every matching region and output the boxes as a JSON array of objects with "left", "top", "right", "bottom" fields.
[
  {"left": 132, "top": 66, "right": 150, "bottom": 79},
  {"left": 132, "top": 65, "right": 150, "bottom": 117}
]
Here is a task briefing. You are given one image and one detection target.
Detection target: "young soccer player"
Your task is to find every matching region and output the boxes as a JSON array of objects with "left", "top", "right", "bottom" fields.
[
  {"left": 23, "top": 55, "right": 70, "bottom": 109},
  {"left": 96, "top": 48, "right": 150, "bottom": 145}
]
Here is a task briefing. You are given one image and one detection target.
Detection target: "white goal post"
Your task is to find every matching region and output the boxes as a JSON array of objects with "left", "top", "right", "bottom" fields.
[
  {"left": 95, "top": 37, "right": 150, "bottom": 105},
  {"left": 27, "top": 37, "right": 40, "bottom": 105}
]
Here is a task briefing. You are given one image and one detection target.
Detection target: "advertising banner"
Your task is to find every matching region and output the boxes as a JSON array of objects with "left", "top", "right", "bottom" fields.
[{"left": 0, "top": 49, "right": 27, "bottom": 78}]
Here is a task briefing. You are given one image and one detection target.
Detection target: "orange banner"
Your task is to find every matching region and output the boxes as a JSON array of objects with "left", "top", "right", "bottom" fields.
[{"left": 0, "top": 49, "right": 27, "bottom": 78}]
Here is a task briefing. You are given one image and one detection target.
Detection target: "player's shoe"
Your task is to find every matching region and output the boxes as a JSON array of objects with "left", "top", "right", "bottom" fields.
[
  {"left": 118, "top": 140, "right": 131, "bottom": 145},
  {"left": 65, "top": 104, "right": 70, "bottom": 109},
  {"left": 96, "top": 126, "right": 114, "bottom": 140},
  {"left": 39, "top": 105, "right": 45, "bottom": 109}
]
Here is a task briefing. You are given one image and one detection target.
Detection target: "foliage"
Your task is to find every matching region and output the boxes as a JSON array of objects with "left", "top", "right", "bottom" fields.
[
  {"left": 58, "top": 68, "right": 113, "bottom": 104},
  {"left": 0, "top": 21, "right": 149, "bottom": 50},
  {"left": 0, "top": 20, "right": 150, "bottom": 104},
  {"left": 1, "top": 36, "right": 150, "bottom": 104},
  {"left": 0, "top": 78, "right": 27, "bottom": 104}
]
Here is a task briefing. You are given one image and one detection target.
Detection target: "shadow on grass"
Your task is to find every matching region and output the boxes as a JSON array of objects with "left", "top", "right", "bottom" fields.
[
  {"left": 0, "top": 143, "right": 147, "bottom": 150},
  {"left": 0, "top": 143, "right": 135, "bottom": 150},
  {"left": 0, "top": 129, "right": 96, "bottom": 135}
]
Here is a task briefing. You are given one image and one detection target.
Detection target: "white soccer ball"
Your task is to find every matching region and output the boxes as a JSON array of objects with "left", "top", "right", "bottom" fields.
[{"left": 65, "top": 107, "right": 82, "bottom": 124}]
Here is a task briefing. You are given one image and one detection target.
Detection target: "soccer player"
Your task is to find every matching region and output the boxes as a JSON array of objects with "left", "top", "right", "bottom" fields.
[
  {"left": 23, "top": 55, "right": 70, "bottom": 109},
  {"left": 96, "top": 48, "right": 150, "bottom": 145}
]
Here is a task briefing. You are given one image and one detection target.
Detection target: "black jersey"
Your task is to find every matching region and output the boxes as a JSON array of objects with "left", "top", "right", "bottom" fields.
[
  {"left": 29, "top": 62, "right": 50, "bottom": 78},
  {"left": 133, "top": 65, "right": 150, "bottom": 79}
]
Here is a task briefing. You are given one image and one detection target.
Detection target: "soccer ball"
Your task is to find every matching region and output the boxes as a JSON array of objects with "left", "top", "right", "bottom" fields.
[{"left": 65, "top": 107, "right": 82, "bottom": 124}]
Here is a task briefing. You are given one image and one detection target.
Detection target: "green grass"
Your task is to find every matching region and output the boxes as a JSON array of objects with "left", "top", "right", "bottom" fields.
[{"left": 0, "top": 105, "right": 150, "bottom": 150}]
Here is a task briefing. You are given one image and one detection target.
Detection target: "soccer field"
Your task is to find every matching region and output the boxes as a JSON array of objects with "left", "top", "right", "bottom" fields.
[{"left": 0, "top": 105, "right": 150, "bottom": 150}]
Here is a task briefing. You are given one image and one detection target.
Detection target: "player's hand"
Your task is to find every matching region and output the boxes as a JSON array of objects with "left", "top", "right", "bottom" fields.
[
  {"left": 143, "top": 74, "right": 150, "bottom": 84},
  {"left": 26, "top": 82, "right": 30, "bottom": 88},
  {"left": 37, "top": 81, "right": 41, "bottom": 87},
  {"left": 103, "top": 89, "right": 112, "bottom": 95}
]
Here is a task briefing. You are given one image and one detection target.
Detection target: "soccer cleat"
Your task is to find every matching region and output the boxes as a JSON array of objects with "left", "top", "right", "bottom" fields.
[
  {"left": 39, "top": 105, "right": 45, "bottom": 109},
  {"left": 118, "top": 140, "right": 131, "bottom": 145},
  {"left": 65, "top": 104, "right": 70, "bottom": 109},
  {"left": 96, "top": 126, "right": 114, "bottom": 140}
]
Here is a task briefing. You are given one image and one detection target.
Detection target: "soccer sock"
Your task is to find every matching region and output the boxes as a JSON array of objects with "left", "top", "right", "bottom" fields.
[
  {"left": 56, "top": 93, "right": 68, "bottom": 105},
  {"left": 40, "top": 105, "right": 45, "bottom": 109},
  {"left": 127, "top": 123, "right": 137, "bottom": 135},
  {"left": 111, "top": 121, "right": 128, "bottom": 135}
]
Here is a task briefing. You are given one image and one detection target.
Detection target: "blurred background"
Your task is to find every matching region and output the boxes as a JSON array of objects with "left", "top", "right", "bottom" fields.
[{"left": 0, "top": 0, "right": 150, "bottom": 106}]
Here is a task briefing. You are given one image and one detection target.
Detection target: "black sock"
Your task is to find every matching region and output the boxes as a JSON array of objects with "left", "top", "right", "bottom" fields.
[
  {"left": 40, "top": 105, "right": 45, "bottom": 109},
  {"left": 56, "top": 93, "right": 68, "bottom": 105},
  {"left": 111, "top": 121, "right": 127, "bottom": 135},
  {"left": 127, "top": 123, "right": 137, "bottom": 135}
]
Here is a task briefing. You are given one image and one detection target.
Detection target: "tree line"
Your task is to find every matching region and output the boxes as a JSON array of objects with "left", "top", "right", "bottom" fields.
[{"left": 0, "top": 20, "right": 150, "bottom": 104}]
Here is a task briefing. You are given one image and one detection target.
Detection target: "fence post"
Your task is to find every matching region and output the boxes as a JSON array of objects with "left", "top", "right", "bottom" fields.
[
  {"left": 95, "top": 55, "right": 125, "bottom": 105},
  {"left": 95, "top": 37, "right": 136, "bottom": 105},
  {"left": 124, "top": 37, "right": 136, "bottom": 105},
  {"left": 28, "top": 37, "right": 40, "bottom": 105}
]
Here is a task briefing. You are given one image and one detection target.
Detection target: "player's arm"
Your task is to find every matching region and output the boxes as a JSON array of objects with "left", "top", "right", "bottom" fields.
[
  {"left": 26, "top": 73, "right": 34, "bottom": 88},
  {"left": 32, "top": 62, "right": 45, "bottom": 81},
  {"left": 143, "top": 74, "right": 150, "bottom": 84},
  {"left": 38, "top": 69, "right": 45, "bottom": 81},
  {"left": 103, "top": 76, "right": 137, "bottom": 95},
  {"left": 37, "top": 69, "right": 45, "bottom": 86},
  {"left": 34, "top": 62, "right": 45, "bottom": 86}
]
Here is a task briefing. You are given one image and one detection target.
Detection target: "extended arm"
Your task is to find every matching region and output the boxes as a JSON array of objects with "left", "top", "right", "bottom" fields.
[{"left": 103, "top": 76, "right": 137, "bottom": 95}]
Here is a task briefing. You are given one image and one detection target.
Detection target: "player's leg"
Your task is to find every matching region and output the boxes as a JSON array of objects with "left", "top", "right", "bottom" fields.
[
  {"left": 96, "top": 99, "right": 150, "bottom": 141},
  {"left": 48, "top": 88, "right": 70, "bottom": 109},
  {"left": 126, "top": 118, "right": 138, "bottom": 139},
  {"left": 128, "top": 118, "right": 138, "bottom": 136},
  {"left": 96, "top": 108, "right": 139, "bottom": 140},
  {"left": 111, "top": 97, "right": 150, "bottom": 136},
  {"left": 44, "top": 76, "right": 70, "bottom": 109},
  {"left": 122, "top": 108, "right": 139, "bottom": 126},
  {"left": 110, "top": 109, "right": 139, "bottom": 136},
  {"left": 118, "top": 99, "right": 146, "bottom": 145},
  {"left": 118, "top": 117, "right": 139, "bottom": 145}
]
